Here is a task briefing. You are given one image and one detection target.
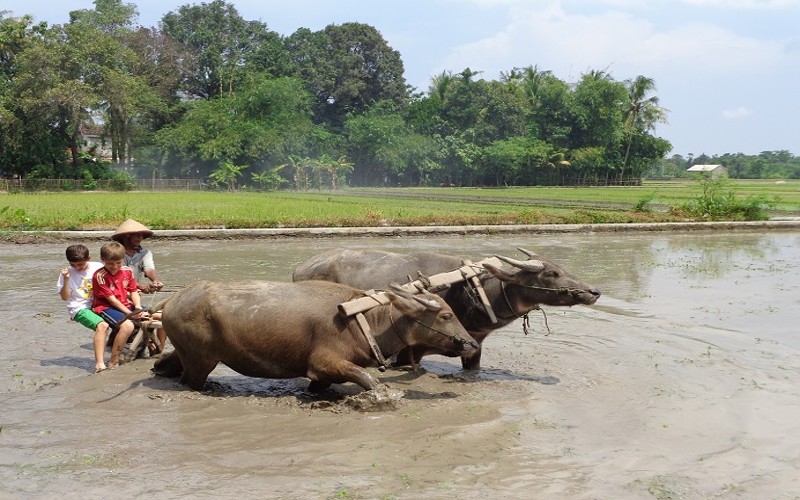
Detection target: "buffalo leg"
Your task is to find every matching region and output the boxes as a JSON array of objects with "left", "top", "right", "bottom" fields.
[
  {"left": 461, "top": 345, "right": 483, "bottom": 370},
  {"left": 306, "top": 380, "right": 332, "bottom": 393},
  {"left": 179, "top": 356, "right": 218, "bottom": 391},
  {"left": 308, "top": 360, "right": 382, "bottom": 392},
  {"left": 392, "top": 346, "right": 425, "bottom": 369},
  {"left": 152, "top": 351, "right": 183, "bottom": 378}
]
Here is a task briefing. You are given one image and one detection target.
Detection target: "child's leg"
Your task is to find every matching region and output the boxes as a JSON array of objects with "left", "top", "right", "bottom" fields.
[
  {"left": 93, "top": 322, "right": 109, "bottom": 372},
  {"left": 151, "top": 311, "right": 167, "bottom": 351},
  {"left": 109, "top": 320, "right": 134, "bottom": 367},
  {"left": 100, "top": 309, "right": 134, "bottom": 367},
  {"left": 74, "top": 309, "right": 110, "bottom": 372}
]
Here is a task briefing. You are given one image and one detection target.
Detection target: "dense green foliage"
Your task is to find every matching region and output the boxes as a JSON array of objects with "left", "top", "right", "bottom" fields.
[{"left": 2, "top": 1, "right": 797, "bottom": 187}]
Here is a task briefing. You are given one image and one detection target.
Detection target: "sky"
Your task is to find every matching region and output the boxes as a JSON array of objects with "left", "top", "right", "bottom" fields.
[{"left": 4, "top": 0, "right": 799, "bottom": 158}]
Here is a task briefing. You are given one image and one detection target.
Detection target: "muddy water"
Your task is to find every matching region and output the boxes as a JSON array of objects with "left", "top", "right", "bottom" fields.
[{"left": 1, "top": 230, "right": 798, "bottom": 499}]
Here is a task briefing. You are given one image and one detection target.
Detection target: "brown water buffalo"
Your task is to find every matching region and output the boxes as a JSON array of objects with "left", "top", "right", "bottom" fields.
[
  {"left": 152, "top": 280, "right": 477, "bottom": 392},
  {"left": 292, "top": 248, "right": 600, "bottom": 370}
]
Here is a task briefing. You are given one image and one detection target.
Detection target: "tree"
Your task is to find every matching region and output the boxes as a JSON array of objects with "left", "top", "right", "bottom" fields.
[
  {"left": 156, "top": 76, "right": 314, "bottom": 175},
  {"left": 569, "top": 69, "right": 627, "bottom": 151},
  {"left": 344, "top": 102, "right": 408, "bottom": 185},
  {"left": 287, "top": 23, "right": 407, "bottom": 128},
  {"left": 13, "top": 24, "right": 99, "bottom": 170},
  {"left": 519, "top": 66, "right": 572, "bottom": 146},
  {"left": 209, "top": 160, "right": 246, "bottom": 191},
  {"left": 161, "top": 0, "right": 279, "bottom": 99},
  {"left": 0, "top": 13, "right": 53, "bottom": 176},
  {"left": 621, "top": 75, "right": 668, "bottom": 180},
  {"left": 251, "top": 164, "right": 289, "bottom": 191}
]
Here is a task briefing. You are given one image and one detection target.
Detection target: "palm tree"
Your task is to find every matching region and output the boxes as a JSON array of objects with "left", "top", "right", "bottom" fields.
[
  {"left": 429, "top": 70, "right": 453, "bottom": 103},
  {"left": 621, "top": 75, "right": 668, "bottom": 179}
]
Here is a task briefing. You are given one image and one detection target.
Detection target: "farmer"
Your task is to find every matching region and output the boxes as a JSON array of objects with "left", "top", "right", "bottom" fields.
[
  {"left": 111, "top": 219, "right": 167, "bottom": 354},
  {"left": 112, "top": 218, "right": 163, "bottom": 294}
]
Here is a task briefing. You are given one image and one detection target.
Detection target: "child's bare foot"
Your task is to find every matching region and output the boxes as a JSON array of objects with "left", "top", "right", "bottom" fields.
[
  {"left": 94, "top": 364, "right": 107, "bottom": 373},
  {"left": 108, "top": 356, "right": 119, "bottom": 369}
]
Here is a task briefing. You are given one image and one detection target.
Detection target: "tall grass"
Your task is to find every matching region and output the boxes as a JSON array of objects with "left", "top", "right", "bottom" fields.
[{"left": 674, "top": 177, "right": 775, "bottom": 220}]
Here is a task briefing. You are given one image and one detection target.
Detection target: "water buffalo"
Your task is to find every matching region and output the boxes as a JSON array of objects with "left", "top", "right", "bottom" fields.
[
  {"left": 152, "top": 280, "right": 477, "bottom": 392},
  {"left": 293, "top": 248, "right": 600, "bottom": 370}
]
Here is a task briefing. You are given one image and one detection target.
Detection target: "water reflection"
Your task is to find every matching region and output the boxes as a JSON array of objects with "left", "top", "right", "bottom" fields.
[{"left": 2, "top": 229, "right": 798, "bottom": 348}]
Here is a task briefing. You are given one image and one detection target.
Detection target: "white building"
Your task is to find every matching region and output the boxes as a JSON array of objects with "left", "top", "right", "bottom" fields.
[{"left": 687, "top": 164, "right": 728, "bottom": 178}]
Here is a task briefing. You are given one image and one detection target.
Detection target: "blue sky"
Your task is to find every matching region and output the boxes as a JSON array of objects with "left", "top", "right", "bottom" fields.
[{"left": 5, "top": 0, "right": 799, "bottom": 157}]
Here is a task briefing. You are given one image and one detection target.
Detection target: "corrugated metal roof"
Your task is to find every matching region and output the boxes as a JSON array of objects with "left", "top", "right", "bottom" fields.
[{"left": 687, "top": 164, "right": 725, "bottom": 172}]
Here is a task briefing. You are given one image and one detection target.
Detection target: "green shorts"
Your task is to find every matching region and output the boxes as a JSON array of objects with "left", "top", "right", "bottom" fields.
[{"left": 73, "top": 309, "right": 105, "bottom": 331}]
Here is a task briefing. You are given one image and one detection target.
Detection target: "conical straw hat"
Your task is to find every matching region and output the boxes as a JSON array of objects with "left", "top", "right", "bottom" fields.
[{"left": 112, "top": 219, "right": 154, "bottom": 241}]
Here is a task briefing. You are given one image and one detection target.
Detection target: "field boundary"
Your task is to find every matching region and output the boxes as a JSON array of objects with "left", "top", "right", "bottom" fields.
[{"left": 4, "top": 220, "right": 800, "bottom": 243}]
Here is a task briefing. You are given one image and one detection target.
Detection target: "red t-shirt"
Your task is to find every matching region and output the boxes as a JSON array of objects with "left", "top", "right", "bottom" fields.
[{"left": 92, "top": 266, "right": 138, "bottom": 314}]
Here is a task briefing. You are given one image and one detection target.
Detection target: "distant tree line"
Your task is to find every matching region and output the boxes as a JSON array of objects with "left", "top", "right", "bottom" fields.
[
  {"left": 651, "top": 151, "right": 800, "bottom": 180},
  {"left": 7, "top": 0, "right": 786, "bottom": 190}
]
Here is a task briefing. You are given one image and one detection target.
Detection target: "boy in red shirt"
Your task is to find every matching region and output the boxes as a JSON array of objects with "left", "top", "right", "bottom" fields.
[{"left": 92, "top": 241, "right": 145, "bottom": 368}]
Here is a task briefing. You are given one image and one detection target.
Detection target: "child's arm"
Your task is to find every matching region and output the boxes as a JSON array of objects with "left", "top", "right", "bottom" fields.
[
  {"left": 105, "top": 295, "right": 134, "bottom": 315},
  {"left": 59, "top": 268, "right": 71, "bottom": 301},
  {"left": 130, "top": 290, "right": 142, "bottom": 311}
]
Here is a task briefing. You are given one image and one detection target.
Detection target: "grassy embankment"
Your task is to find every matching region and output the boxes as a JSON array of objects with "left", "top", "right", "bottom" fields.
[{"left": 1, "top": 179, "right": 798, "bottom": 231}]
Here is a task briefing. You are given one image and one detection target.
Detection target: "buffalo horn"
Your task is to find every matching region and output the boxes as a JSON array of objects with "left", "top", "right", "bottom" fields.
[
  {"left": 412, "top": 294, "right": 442, "bottom": 311},
  {"left": 390, "top": 283, "right": 442, "bottom": 311},
  {"left": 517, "top": 247, "right": 539, "bottom": 258},
  {"left": 494, "top": 254, "right": 545, "bottom": 272}
]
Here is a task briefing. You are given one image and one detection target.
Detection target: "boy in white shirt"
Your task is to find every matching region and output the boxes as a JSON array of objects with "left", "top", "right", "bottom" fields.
[{"left": 57, "top": 244, "right": 110, "bottom": 373}]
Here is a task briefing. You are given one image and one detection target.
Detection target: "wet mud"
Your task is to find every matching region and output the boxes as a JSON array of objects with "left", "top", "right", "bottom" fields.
[{"left": 1, "top": 229, "right": 799, "bottom": 498}]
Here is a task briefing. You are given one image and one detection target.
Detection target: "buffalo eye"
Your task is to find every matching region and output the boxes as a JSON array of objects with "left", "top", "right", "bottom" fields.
[{"left": 441, "top": 312, "right": 454, "bottom": 321}]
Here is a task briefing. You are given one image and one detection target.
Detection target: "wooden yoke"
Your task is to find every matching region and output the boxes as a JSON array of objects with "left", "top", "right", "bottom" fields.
[
  {"left": 461, "top": 259, "right": 497, "bottom": 323},
  {"left": 336, "top": 257, "right": 505, "bottom": 371},
  {"left": 336, "top": 256, "right": 503, "bottom": 317}
]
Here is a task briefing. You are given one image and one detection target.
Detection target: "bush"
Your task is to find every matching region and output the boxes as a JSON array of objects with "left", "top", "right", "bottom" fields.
[
  {"left": 108, "top": 172, "right": 135, "bottom": 191},
  {"left": 82, "top": 170, "right": 98, "bottom": 190},
  {"left": 677, "top": 175, "right": 774, "bottom": 220}
]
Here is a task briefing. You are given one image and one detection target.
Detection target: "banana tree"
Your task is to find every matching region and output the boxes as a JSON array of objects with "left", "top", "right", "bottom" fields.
[{"left": 209, "top": 160, "right": 247, "bottom": 191}]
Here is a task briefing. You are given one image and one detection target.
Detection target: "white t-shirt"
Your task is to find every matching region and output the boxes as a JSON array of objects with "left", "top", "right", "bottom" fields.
[
  {"left": 56, "top": 261, "right": 104, "bottom": 319},
  {"left": 124, "top": 246, "right": 155, "bottom": 286}
]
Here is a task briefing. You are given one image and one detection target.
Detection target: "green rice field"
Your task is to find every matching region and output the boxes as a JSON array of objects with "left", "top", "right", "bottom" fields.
[{"left": 1, "top": 179, "right": 798, "bottom": 231}]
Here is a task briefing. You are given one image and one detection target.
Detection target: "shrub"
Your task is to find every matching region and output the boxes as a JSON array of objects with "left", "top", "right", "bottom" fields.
[
  {"left": 109, "top": 172, "right": 135, "bottom": 191},
  {"left": 677, "top": 175, "right": 774, "bottom": 220}
]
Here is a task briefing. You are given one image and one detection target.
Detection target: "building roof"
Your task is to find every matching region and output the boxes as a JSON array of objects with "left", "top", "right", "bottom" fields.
[{"left": 687, "top": 164, "right": 726, "bottom": 172}]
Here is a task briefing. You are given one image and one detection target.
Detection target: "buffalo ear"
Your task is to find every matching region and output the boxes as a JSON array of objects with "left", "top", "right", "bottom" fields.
[
  {"left": 385, "top": 290, "right": 426, "bottom": 317},
  {"left": 483, "top": 263, "right": 520, "bottom": 284},
  {"left": 388, "top": 283, "right": 442, "bottom": 312}
]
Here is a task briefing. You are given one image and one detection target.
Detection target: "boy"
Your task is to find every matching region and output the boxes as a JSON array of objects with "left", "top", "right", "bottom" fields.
[
  {"left": 57, "top": 244, "right": 110, "bottom": 373},
  {"left": 92, "top": 240, "right": 145, "bottom": 368}
]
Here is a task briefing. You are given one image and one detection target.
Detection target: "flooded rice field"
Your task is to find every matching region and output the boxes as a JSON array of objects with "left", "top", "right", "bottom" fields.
[{"left": 0, "top": 229, "right": 798, "bottom": 499}]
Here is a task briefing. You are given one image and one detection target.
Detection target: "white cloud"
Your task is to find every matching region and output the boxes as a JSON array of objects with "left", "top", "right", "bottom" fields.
[
  {"left": 680, "top": 0, "right": 800, "bottom": 9},
  {"left": 722, "top": 106, "right": 752, "bottom": 118},
  {"left": 438, "top": 3, "right": 788, "bottom": 80}
]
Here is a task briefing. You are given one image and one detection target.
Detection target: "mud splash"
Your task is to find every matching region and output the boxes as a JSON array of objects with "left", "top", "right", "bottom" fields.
[{"left": 1, "top": 230, "right": 799, "bottom": 498}]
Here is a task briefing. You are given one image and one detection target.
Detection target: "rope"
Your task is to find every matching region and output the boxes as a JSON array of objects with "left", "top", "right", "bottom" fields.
[
  {"left": 499, "top": 281, "right": 552, "bottom": 336},
  {"left": 389, "top": 304, "right": 478, "bottom": 350}
]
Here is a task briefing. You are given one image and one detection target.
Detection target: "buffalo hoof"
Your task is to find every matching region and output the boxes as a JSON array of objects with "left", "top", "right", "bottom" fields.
[
  {"left": 152, "top": 351, "right": 183, "bottom": 378},
  {"left": 307, "top": 380, "right": 333, "bottom": 393}
]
